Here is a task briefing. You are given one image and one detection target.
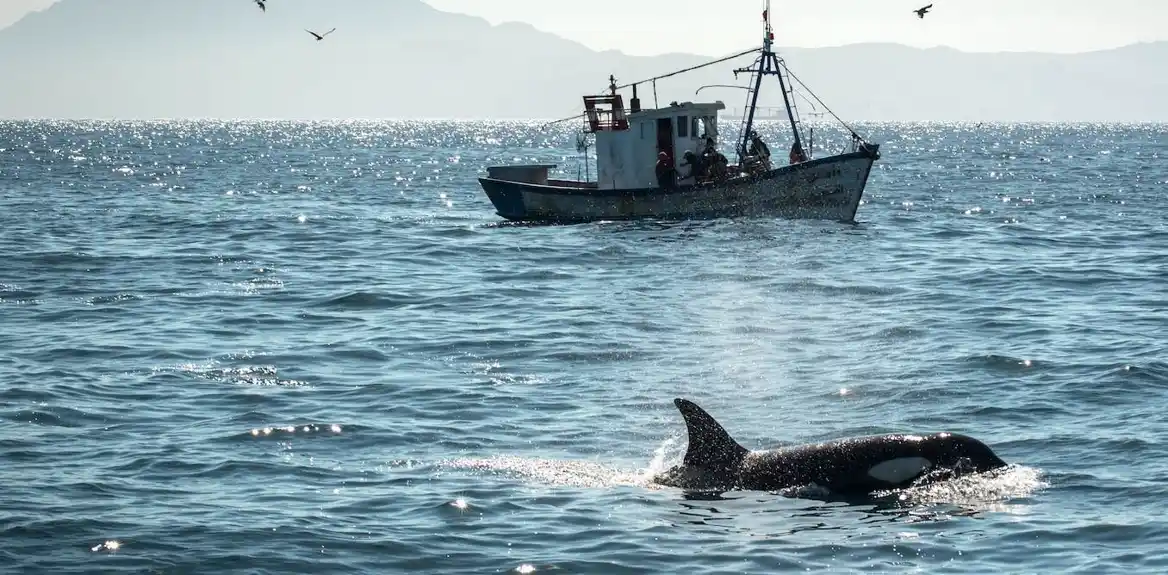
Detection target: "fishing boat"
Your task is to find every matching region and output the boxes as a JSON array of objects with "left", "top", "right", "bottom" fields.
[{"left": 478, "top": 3, "right": 880, "bottom": 224}]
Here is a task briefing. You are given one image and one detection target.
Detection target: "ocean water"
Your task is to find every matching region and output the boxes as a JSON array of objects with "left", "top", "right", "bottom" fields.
[{"left": 0, "top": 118, "right": 1165, "bottom": 574}]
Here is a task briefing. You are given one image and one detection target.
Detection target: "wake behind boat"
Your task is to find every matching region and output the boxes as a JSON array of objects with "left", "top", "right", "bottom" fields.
[{"left": 478, "top": 3, "right": 881, "bottom": 224}]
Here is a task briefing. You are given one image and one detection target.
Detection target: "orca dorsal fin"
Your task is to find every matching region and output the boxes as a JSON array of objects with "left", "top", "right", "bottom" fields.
[{"left": 674, "top": 398, "right": 749, "bottom": 471}]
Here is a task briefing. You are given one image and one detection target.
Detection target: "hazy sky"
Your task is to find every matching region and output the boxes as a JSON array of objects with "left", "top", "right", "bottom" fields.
[
  {"left": 0, "top": 0, "right": 54, "bottom": 30},
  {"left": 2, "top": 0, "right": 1165, "bottom": 56}
]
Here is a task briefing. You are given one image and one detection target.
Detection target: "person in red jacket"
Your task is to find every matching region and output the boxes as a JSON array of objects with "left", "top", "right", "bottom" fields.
[
  {"left": 789, "top": 141, "right": 808, "bottom": 164},
  {"left": 655, "top": 150, "right": 677, "bottom": 189}
]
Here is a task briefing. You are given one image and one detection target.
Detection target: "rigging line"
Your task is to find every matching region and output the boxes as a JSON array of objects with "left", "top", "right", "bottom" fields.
[
  {"left": 540, "top": 48, "right": 758, "bottom": 130},
  {"left": 738, "top": 71, "right": 756, "bottom": 126},
  {"left": 734, "top": 52, "right": 763, "bottom": 135},
  {"left": 538, "top": 113, "right": 585, "bottom": 130},
  {"left": 537, "top": 83, "right": 614, "bottom": 129},
  {"left": 793, "top": 88, "right": 818, "bottom": 114},
  {"left": 779, "top": 61, "right": 865, "bottom": 141},
  {"left": 694, "top": 84, "right": 752, "bottom": 95},
  {"left": 614, "top": 47, "right": 761, "bottom": 91}
]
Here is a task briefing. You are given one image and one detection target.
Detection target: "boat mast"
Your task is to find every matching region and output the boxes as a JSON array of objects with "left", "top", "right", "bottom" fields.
[
  {"left": 736, "top": 0, "right": 803, "bottom": 162},
  {"left": 737, "top": 32, "right": 767, "bottom": 162}
]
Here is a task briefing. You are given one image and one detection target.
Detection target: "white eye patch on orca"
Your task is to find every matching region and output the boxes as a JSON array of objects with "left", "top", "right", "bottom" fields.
[{"left": 866, "top": 457, "right": 933, "bottom": 483}]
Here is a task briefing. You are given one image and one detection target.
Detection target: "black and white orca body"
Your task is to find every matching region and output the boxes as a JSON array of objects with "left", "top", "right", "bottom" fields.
[{"left": 654, "top": 398, "right": 1008, "bottom": 495}]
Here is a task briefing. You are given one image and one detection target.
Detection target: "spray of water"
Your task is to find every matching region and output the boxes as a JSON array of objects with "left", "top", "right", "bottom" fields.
[{"left": 440, "top": 434, "right": 1046, "bottom": 511}]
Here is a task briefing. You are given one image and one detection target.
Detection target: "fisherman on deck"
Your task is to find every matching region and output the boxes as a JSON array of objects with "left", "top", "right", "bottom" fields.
[
  {"left": 700, "top": 138, "right": 730, "bottom": 182},
  {"left": 789, "top": 141, "right": 808, "bottom": 164},
  {"left": 748, "top": 131, "right": 771, "bottom": 160},
  {"left": 747, "top": 131, "right": 772, "bottom": 172},
  {"left": 655, "top": 151, "right": 677, "bottom": 190},
  {"left": 702, "top": 136, "right": 717, "bottom": 155},
  {"left": 681, "top": 150, "right": 706, "bottom": 183},
  {"left": 706, "top": 150, "right": 729, "bottom": 181}
]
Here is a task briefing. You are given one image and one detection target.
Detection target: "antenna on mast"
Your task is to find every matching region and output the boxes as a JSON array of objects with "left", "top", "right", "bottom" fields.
[
  {"left": 735, "top": 0, "right": 804, "bottom": 165},
  {"left": 762, "top": 0, "right": 774, "bottom": 46}
]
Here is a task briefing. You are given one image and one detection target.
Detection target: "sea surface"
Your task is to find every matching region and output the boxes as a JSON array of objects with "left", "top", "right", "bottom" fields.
[{"left": 1, "top": 118, "right": 1166, "bottom": 574}]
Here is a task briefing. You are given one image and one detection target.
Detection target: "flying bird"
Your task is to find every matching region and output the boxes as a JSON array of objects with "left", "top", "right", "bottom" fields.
[
  {"left": 914, "top": 4, "right": 933, "bottom": 18},
  {"left": 305, "top": 28, "right": 336, "bottom": 41},
  {"left": 254, "top": 0, "right": 265, "bottom": 12}
]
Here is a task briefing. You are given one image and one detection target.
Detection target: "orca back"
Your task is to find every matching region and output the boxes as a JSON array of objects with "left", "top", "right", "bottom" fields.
[{"left": 739, "top": 432, "right": 1006, "bottom": 493}]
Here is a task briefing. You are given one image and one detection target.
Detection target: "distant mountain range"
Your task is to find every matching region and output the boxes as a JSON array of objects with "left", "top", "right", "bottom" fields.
[{"left": 0, "top": 0, "right": 1164, "bottom": 121}]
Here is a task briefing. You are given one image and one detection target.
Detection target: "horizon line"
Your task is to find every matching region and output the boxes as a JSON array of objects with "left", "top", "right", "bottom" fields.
[{"left": 1, "top": 117, "right": 1165, "bottom": 125}]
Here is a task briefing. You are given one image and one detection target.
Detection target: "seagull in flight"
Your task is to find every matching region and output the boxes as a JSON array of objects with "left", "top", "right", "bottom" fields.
[
  {"left": 914, "top": 4, "right": 933, "bottom": 18},
  {"left": 305, "top": 28, "right": 336, "bottom": 41},
  {"left": 254, "top": 0, "right": 265, "bottom": 12}
]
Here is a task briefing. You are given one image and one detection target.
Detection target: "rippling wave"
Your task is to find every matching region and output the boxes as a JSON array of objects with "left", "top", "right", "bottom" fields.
[{"left": 1, "top": 120, "right": 1165, "bottom": 573}]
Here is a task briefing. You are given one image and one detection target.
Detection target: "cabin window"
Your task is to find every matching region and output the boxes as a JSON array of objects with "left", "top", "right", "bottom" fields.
[
  {"left": 692, "top": 117, "right": 700, "bottom": 139},
  {"left": 696, "top": 117, "right": 710, "bottom": 139},
  {"left": 677, "top": 115, "right": 688, "bottom": 138}
]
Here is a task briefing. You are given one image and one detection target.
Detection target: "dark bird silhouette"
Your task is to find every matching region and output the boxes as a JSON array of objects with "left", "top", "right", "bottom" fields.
[
  {"left": 914, "top": 4, "right": 933, "bottom": 18},
  {"left": 254, "top": 0, "right": 265, "bottom": 12},
  {"left": 305, "top": 28, "right": 336, "bottom": 41}
]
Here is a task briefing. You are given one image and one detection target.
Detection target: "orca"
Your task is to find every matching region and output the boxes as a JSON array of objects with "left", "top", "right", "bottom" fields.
[{"left": 653, "top": 398, "right": 1007, "bottom": 495}]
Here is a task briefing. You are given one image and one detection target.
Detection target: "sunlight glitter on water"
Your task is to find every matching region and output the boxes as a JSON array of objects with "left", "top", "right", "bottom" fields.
[
  {"left": 90, "top": 541, "right": 121, "bottom": 553},
  {"left": 441, "top": 456, "right": 667, "bottom": 490},
  {"left": 249, "top": 424, "right": 342, "bottom": 438},
  {"left": 4, "top": 120, "right": 1166, "bottom": 574}
]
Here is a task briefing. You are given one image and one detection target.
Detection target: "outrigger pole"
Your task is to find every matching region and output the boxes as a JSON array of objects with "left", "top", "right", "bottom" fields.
[
  {"left": 612, "top": 47, "right": 760, "bottom": 92},
  {"left": 735, "top": 0, "right": 803, "bottom": 164},
  {"left": 536, "top": 47, "right": 759, "bottom": 129}
]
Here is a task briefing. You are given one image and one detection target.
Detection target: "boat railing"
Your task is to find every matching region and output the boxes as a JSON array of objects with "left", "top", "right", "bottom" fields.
[
  {"left": 548, "top": 179, "right": 598, "bottom": 188},
  {"left": 581, "top": 109, "right": 629, "bottom": 133},
  {"left": 582, "top": 94, "right": 629, "bottom": 133}
]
